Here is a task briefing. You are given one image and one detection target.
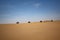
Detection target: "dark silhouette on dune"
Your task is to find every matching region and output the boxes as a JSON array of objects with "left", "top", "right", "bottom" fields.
[
  {"left": 28, "top": 21, "right": 31, "bottom": 23},
  {"left": 40, "top": 20, "right": 42, "bottom": 23},
  {"left": 51, "top": 20, "right": 53, "bottom": 22},
  {"left": 16, "top": 22, "right": 19, "bottom": 24}
]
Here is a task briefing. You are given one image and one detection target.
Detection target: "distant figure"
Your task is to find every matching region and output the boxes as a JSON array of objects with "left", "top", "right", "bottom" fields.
[
  {"left": 40, "top": 20, "right": 42, "bottom": 22},
  {"left": 16, "top": 22, "right": 19, "bottom": 24},
  {"left": 28, "top": 21, "right": 31, "bottom": 23},
  {"left": 51, "top": 20, "right": 53, "bottom": 22}
]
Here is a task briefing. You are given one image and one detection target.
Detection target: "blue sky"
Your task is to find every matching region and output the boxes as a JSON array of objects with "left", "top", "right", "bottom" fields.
[{"left": 0, "top": 0, "right": 60, "bottom": 24}]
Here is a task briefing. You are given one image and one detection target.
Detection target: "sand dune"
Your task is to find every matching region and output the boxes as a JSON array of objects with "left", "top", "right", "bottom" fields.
[{"left": 0, "top": 22, "right": 60, "bottom": 40}]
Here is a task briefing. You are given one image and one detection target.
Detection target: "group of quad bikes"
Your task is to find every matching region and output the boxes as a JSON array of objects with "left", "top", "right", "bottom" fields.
[{"left": 16, "top": 20, "right": 53, "bottom": 24}]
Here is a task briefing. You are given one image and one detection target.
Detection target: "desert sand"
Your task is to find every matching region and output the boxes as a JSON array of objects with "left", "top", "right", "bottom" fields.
[{"left": 0, "top": 21, "right": 60, "bottom": 40}]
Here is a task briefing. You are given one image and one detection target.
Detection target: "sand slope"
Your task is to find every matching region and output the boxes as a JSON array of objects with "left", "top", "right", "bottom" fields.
[{"left": 0, "top": 22, "right": 60, "bottom": 40}]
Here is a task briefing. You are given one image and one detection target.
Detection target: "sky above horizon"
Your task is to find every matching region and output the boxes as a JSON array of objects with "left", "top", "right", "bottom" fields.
[{"left": 0, "top": 0, "right": 60, "bottom": 24}]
